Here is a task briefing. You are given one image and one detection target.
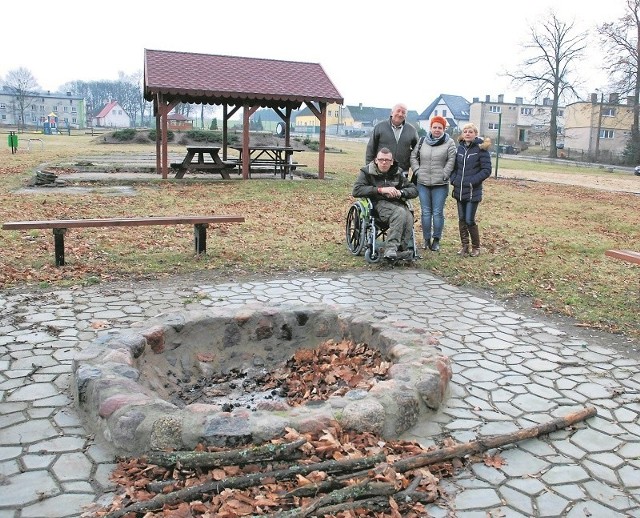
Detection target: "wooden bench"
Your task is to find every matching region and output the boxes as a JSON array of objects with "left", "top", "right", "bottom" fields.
[
  {"left": 226, "top": 159, "right": 307, "bottom": 178},
  {"left": 605, "top": 249, "right": 640, "bottom": 265},
  {"left": 170, "top": 162, "right": 236, "bottom": 179},
  {"left": 2, "top": 215, "right": 245, "bottom": 267}
]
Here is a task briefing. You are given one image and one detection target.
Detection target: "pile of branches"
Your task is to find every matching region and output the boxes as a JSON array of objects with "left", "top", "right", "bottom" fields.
[{"left": 84, "top": 407, "right": 596, "bottom": 518}]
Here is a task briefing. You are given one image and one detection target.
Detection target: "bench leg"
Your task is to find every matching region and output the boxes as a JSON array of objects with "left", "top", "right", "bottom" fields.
[
  {"left": 53, "top": 228, "right": 66, "bottom": 266},
  {"left": 194, "top": 223, "right": 207, "bottom": 254}
]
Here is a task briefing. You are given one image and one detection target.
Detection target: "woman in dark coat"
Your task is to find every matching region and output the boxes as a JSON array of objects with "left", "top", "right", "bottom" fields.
[{"left": 450, "top": 122, "right": 492, "bottom": 257}]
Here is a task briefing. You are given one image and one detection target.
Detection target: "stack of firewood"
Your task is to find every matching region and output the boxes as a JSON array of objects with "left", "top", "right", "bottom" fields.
[{"left": 85, "top": 407, "right": 595, "bottom": 518}]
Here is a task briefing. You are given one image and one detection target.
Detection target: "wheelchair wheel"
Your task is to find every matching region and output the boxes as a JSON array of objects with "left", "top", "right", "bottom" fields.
[
  {"left": 345, "top": 203, "right": 366, "bottom": 255},
  {"left": 365, "top": 247, "right": 381, "bottom": 264}
]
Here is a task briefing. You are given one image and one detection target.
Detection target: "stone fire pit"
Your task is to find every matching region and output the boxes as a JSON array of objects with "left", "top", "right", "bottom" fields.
[{"left": 72, "top": 303, "right": 452, "bottom": 455}]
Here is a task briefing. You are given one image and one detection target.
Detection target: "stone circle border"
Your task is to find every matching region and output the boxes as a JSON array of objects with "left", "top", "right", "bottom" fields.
[{"left": 72, "top": 303, "right": 452, "bottom": 455}]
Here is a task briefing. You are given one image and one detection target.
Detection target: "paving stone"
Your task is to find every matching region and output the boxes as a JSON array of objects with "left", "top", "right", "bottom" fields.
[
  {"left": 20, "top": 493, "right": 96, "bottom": 518},
  {"left": 454, "top": 487, "right": 502, "bottom": 510},
  {"left": 51, "top": 452, "right": 93, "bottom": 481},
  {"left": 0, "top": 447, "right": 22, "bottom": 462},
  {"left": 1, "top": 270, "right": 640, "bottom": 517},
  {"left": 6, "top": 383, "right": 60, "bottom": 402},
  {"left": 3, "top": 420, "right": 59, "bottom": 444},
  {"left": 0, "top": 470, "right": 59, "bottom": 506},
  {"left": 541, "top": 465, "right": 590, "bottom": 484}
]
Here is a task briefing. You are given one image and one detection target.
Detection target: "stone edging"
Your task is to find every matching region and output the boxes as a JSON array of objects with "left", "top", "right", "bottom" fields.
[{"left": 72, "top": 303, "right": 452, "bottom": 455}]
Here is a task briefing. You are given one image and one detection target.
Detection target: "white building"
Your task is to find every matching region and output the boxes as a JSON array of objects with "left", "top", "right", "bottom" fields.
[{"left": 92, "top": 100, "right": 131, "bottom": 128}]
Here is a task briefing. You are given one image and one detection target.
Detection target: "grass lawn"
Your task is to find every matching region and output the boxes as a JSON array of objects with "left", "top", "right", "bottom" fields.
[{"left": 0, "top": 132, "right": 638, "bottom": 341}]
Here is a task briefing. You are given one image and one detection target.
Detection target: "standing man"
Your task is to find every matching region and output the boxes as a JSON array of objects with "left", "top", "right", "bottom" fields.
[
  {"left": 365, "top": 103, "right": 418, "bottom": 172},
  {"left": 352, "top": 147, "right": 418, "bottom": 261}
]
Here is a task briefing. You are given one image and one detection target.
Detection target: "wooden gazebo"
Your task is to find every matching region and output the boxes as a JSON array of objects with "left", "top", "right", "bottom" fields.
[{"left": 143, "top": 49, "right": 344, "bottom": 179}]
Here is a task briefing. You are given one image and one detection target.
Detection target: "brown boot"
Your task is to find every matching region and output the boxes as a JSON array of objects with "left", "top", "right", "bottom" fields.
[
  {"left": 457, "top": 221, "right": 469, "bottom": 256},
  {"left": 468, "top": 224, "right": 480, "bottom": 257}
]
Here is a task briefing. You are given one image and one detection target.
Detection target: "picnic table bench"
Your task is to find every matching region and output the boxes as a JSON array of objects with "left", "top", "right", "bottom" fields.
[
  {"left": 605, "top": 249, "right": 640, "bottom": 265},
  {"left": 171, "top": 146, "right": 236, "bottom": 179},
  {"left": 606, "top": 250, "right": 640, "bottom": 301},
  {"left": 2, "top": 215, "right": 245, "bottom": 267},
  {"left": 228, "top": 145, "right": 305, "bottom": 179}
]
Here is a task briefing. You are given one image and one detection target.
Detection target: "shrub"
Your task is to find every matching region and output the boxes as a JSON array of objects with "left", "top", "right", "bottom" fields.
[
  {"left": 111, "top": 129, "right": 137, "bottom": 141},
  {"left": 185, "top": 130, "right": 221, "bottom": 143},
  {"left": 148, "top": 130, "right": 175, "bottom": 142}
]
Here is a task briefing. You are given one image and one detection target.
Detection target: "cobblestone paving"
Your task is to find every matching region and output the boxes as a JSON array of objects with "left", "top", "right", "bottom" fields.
[{"left": 0, "top": 270, "right": 639, "bottom": 517}]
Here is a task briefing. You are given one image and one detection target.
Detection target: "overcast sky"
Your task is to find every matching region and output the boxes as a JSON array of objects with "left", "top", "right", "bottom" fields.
[{"left": 1, "top": 0, "right": 629, "bottom": 113}]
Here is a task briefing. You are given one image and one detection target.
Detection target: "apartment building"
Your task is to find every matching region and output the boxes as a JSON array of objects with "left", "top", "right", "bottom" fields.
[
  {"left": 0, "top": 88, "right": 86, "bottom": 129},
  {"left": 563, "top": 93, "right": 636, "bottom": 161},
  {"left": 469, "top": 95, "right": 563, "bottom": 152}
]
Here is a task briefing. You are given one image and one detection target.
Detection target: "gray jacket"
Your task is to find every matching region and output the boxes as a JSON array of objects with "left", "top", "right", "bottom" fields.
[{"left": 410, "top": 134, "right": 457, "bottom": 187}]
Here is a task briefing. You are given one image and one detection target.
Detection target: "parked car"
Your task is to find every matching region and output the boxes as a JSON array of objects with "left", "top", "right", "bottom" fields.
[{"left": 635, "top": 165, "right": 640, "bottom": 176}]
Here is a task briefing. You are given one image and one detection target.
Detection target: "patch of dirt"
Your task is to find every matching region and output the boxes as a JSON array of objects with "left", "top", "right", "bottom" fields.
[{"left": 497, "top": 167, "right": 640, "bottom": 194}]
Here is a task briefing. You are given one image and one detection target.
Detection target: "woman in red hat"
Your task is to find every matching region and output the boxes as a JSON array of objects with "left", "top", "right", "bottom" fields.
[{"left": 410, "top": 115, "right": 457, "bottom": 251}]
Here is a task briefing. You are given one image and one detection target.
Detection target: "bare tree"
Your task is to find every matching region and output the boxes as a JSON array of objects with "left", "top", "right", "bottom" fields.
[
  {"left": 598, "top": 0, "right": 640, "bottom": 163},
  {"left": 4, "top": 67, "right": 40, "bottom": 132},
  {"left": 507, "top": 11, "right": 587, "bottom": 158}
]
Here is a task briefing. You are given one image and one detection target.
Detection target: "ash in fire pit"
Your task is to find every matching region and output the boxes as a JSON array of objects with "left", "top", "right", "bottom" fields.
[
  {"left": 73, "top": 303, "right": 451, "bottom": 455},
  {"left": 172, "top": 339, "right": 390, "bottom": 411}
]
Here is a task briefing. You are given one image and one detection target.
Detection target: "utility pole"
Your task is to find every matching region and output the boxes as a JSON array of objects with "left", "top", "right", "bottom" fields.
[
  {"left": 595, "top": 92, "right": 604, "bottom": 163},
  {"left": 494, "top": 112, "right": 502, "bottom": 178}
]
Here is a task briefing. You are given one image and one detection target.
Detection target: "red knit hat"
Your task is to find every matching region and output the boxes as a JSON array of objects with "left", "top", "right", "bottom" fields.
[{"left": 430, "top": 116, "right": 447, "bottom": 128}]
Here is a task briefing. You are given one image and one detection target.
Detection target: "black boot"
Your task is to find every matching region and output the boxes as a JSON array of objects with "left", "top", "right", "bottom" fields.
[
  {"left": 468, "top": 224, "right": 480, "bottom": 257},
  {"left": 457, "top": 221, "right": 469, "bottom": 256},
  {"left": 430, "top": 238, "right": 440, "bottom": 252}
]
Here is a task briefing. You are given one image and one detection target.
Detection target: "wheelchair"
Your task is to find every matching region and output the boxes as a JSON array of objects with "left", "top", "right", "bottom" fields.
[{"left": 345, "top": 198, "right": 418, "bottom": 264}]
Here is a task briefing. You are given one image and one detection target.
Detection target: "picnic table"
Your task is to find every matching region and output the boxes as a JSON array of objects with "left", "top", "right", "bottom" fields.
[
  {"left": 171, "top": 146, "right": 236, "bottom": 179},
  {"left": 228, "top": 145, "right": 304, "bottom": 179}
]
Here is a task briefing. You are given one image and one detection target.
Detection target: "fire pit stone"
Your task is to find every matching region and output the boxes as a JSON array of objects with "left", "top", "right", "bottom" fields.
[{"left": 72, "top": 303, "right": 452, "bottom": 455}]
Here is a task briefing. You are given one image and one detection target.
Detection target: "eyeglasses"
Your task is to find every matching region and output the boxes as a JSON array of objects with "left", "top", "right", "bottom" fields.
[{"left": 376, "top": 158, "right": 392, "bottom": 163}]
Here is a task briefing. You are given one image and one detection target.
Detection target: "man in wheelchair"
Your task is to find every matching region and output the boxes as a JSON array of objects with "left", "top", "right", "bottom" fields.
[{"left": 352, "top": 147, "right": 418, "bottom": 261}]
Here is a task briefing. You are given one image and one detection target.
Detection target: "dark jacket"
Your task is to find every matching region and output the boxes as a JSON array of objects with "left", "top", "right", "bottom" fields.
[
  {"left": 352, "top": 161, "right": 418, "bottom": 202},
  {"left": 450, "top": 137, "right": 492, "bottom": 202},
  {"left": 365, "top": 118, "right": 418, "bottom": 171}
]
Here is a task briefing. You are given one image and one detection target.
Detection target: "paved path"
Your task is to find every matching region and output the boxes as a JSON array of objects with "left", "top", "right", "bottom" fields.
[{"left": 1, "top": 270, "right": 639, "bottom": 517}]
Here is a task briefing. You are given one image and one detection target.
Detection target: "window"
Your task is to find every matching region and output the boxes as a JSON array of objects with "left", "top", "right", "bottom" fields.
[
  {"left": 40, "top": 106, "right": 45, "bottom": 112},
  {"left": 72, "top": 117, "right": 77, "bottom": 124},
  {"left": 602, "top": 108, "right": 615, "bottom": 117},
  {"left": 0, "top": 103, "right": 5, "bottom": 109},
  {"left": 63, "top": 106, "right": 68, "bottom": 112},
  {"left": 520, "top": 107, "right": 532, "bottom": 115},
  {"left": 599, "top": 129, "right": 614, "bottom": 139},
  {"left": 71, "top": 107, "right": 77, "bottom": 113},
  {"left": 1, "top": 114, "right": 6, "bottom": 120},
  {"left": 53, "top": 105, "right": 58, "bottom": 111},
  {"left": 488, "top": 122, "right": 500, "bottom": 130},
  {"left": 31, "top": 116, "right": 37, "bottom": 122},
  {"left": 31, "top": 105, "right": 37, "bottom": 111},
  {"left": 489, "top": 105, "right": 501, "bottom": 113},
  {"left": 442, "top": 110, "right": 447, "bottom": 117},
  {"left": 557, "top": 109, "right": 564, "bottom": 116}
]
